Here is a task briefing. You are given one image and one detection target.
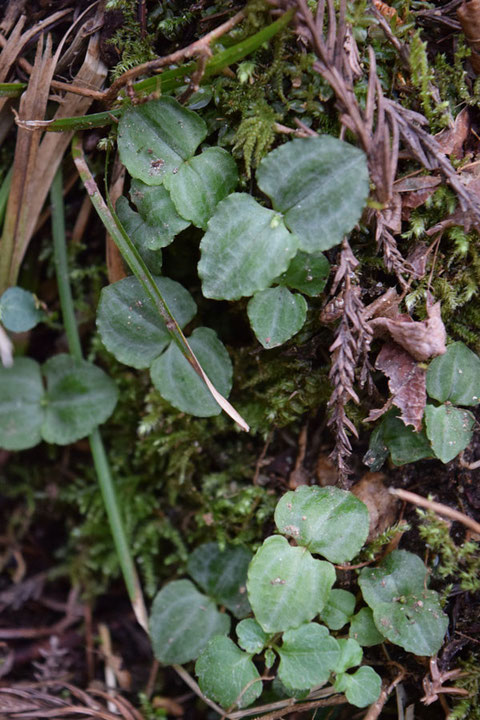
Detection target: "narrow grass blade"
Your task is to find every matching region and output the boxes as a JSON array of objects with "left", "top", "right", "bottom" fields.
[
  {"left": 71, "top": 135, "right": 249, "bottom": 431},
  {"left": 50, "top": 167, "right": 149, "bottom": 633}
]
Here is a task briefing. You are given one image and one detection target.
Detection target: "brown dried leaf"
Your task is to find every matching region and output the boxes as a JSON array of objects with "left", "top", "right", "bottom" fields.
[
  {"left": 435, "top": 107, "right": 471, "bottom": 158},
  {"left": 351, "top": 472, "right": 399, "bottom": 541},
  {"left": 369, "top": 301, "right": 446, "bottom": 361},
  {"left": 372, "top": 341, "right": 427, "bottom": 431},
  {"left": 405, "top": 242, "right": 430, "bottom": 279}
]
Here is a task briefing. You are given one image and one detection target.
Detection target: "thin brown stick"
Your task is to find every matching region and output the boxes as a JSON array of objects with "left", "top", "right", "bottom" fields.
[
  {"left": 389, "top": 488, "right": 480, "bottom": 535},
  {"left": 102, "top": 10, "right": 245, "bottom": 105},
  {"left": 250, "top": 694, "right": 346, "bottom": 720}
]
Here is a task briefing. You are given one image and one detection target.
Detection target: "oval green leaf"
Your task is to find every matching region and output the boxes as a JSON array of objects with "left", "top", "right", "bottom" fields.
[
  {"left": 277, "top": 251, "right": 330, "bottom": 296},
  {"left": 349, "top": 608, "right": 385, "bottom": 647},
  {"left": 150, "top": 326, "right": 232, "bottom": 416},
  {"left": 116, "top": 197, "right": 163, "bottom": 273},
  {"left": 424, "top": 404, "right": 474, "bottom": 463},
  {"left": 277, "top": 623, "right": 340, "bottom": 692},
  {"left": 130, "top": 178, "right": 190, "bottom": 248},
  {"left": 236, "top": 618, "right": 269, "bottom": 654},
  {"left": 196, "top": 636, "right": 262, "bottom": 709},
  {"left": 359, "top": 550, "right": 430, "bottom": 607},
  {"left": 41, "top": 354, "right": 118, "bottom": 445},
  {"left": 0, "top": 357, "right": 44, "bottom": 450},
  {"left": 426, "top": 341, "right": 480, "bottom": 406},
  {"left": 247, "top": 535, "right": 335, "bottom": 633},
  {"left": 150, "top": 579, "right": 230, "bottom": 664},
  {"left": 372, "top": 592, "right": 448, "bottom": 656},
  {"left": 198, "top": 193, "right": 298, "bottom": 300},
  {"left": 247, "top": 287, "right": 307, "bottom": 349},
  {"left": 274, "top": 485, "right": 369, "bottom": 563},
  {"left": 164, "top": 147, "right": 238, "bottom": 229},
  {"left": 118, "top": 97, "right": 207, "bottom": 185},
  {"left": 97, "top": 276, "right": 196, "bottom": 369},
  {"left": 0, "top": 287, "right": 44, "bottom": 332},
  {"left": 334, "top": 666, "right": 382, "bottom": 708},
  {"left": 187, "top": 542, "right": 252, "bottom": 618},
  {"left": 333, "top": 638, "right": 363, "bottom": 673},
  {"left": 256, "top": 136, "right": 369, "bottom": 252},
  {"left": 381, "top": 411, "right": 433, "bottom": 466},
  {"left": 320, "top": 589, "right": 356, "bottom": 631}
]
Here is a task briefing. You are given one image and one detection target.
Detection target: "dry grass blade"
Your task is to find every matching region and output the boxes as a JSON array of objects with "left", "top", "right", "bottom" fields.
[
  {"left": 0, "top": 8, "right": 107, "bottom": 292},
  {"left": 0, "top": 33, "right": 57, "bottom": 292},
  {"left": 0, "top": 683, "right": 143, "bottom": 720}
]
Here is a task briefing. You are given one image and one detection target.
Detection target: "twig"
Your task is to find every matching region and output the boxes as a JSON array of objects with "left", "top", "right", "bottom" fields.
[
  {"left": 173, "top": 664, "right": 226, "bottom": 717},
  {"left": 102, "top": 10, "right": 245, "bottom": 105},
  {"left": 389, "top": 488, "right": 480, "bottom": 535}
]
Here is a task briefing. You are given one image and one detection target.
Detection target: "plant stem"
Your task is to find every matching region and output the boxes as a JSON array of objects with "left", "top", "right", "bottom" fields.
[{"left": 50, "top": 167, "right": 148, "bottom": 633}]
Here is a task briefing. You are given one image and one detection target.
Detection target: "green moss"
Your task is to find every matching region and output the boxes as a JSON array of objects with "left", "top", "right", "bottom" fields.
[{"left": 417, "top": 509, "right": 480, "bottom": 593}]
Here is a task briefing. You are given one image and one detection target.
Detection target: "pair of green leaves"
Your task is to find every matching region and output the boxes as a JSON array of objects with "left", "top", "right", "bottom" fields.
[
  {"left": 96, "top": 275, "right": 233, "bottom": 417},
  {"left": 115, "top": 97, "right": 368, "bottom": 358},
  {"left": 366, "top": 342, "right": 480, "bottom": 467},
  {"left": 0, "top": 355, "right": 117, "bottom": 450},
  {"left": 197, "top": 135, "right": 367, "bottom": 348},
  {"left": 149, "top": 543, "right": 252, "bottom": 664}
]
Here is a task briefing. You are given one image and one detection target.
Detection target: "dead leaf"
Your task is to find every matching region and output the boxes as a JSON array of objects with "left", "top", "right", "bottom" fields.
[
  {"left": 405, "top": 242, "right": 430, "bottom": 279},
  {"left": 369, "top": 300, "right": 446, "bottom": 361},
  {"left": 351, "top": 472, "right": 399, "bottom": 541},
  {"left": 435, "top": 107, "right": 471, "bottom": 158},
  {"left": 315, "top": 454, "right": 338, "bottom": 486},
  {"left": 368, "top": 341, "right": 427, "bottom": 431}
]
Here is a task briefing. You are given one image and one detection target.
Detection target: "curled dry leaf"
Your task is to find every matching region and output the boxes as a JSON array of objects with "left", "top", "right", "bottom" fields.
[
  {"left": 366, "top": 341, "right": 427, "bottom": 431},
  {"left": 351, "top": 472, "right": 399, "bottom": 542},
  {"left": 369, "top": 301, "right": 446, "bottom": 362}
]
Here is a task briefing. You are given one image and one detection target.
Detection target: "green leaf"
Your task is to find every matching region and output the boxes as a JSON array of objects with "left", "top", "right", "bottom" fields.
[
  {"left": 334, "top": 666, "right": 382, "bottom": 708},
  {"left": 187, "top": 542, "right": 252, "bottom": 618},
  {"left": 236, "top": 618, "right": 269, "bottom": 654},
  {"left": 150, "top": 579, "right": 230, "bottom": 664},
  {"left": 381, "top": 411, "right": 433, "bottom": 465},
  {"left": 196, "top": 636, "right": 262, "bottom": 709},
  {"left": 150, "top": 327, "right": 232, "bottom": 416},
  {"left": 277, "top": 623, "right": 340, "bottom": 692},
  {"left": 274, "top": 486, "right": 369, "bottom": 563},
  {"left": 0, "top": 357, "right": 44, "bottom": 450},
  {"left": 198, "top": 193, "right": 298, "bottom": 300},
  {"left": 359, "top": 550, "right": 430, "bottom": 606},
  {"left": 164, "top": 147, "right": 238, "bottom": 229},
  {"left": 97, "top": 276, "right": 196, "bottom": 369},
  {"left": 247, "top": 287, "right": 307, "bottom": 349},
  {"left": 0, "top": 287, "right": 44, "bottom": 332},
  {"left": 424, "top": 404, "right": 474, "bottom": 463},
  {"left": 117, "top": 97, "right": 207, "bottom": 185},
  {"left": 426, "top": 342, "right": 480, "bottom": 406},
  {"left": 130, "top": 178, "right": 190, "bottom": 249},
  {"left": 41, "top": 355, "right": 118, "bottom": 445},
  {"left": 349, "top": 608, "right": 385, "bottom": 647},
  {"left": 372, "top": 592, "right": 448, "bottom": 656},
  {"left": 320, "top": 589, "right": 356, "bottom": 631},
  {"left": 256, "top": 136, "right": 369, "bottom": 252},
  {"left": 277, "top": 251, "right": 330, "bottom": 296},
  {"left": 333, "top": 638, "right": 363, "bottom": 673},
  {"left": 359, "top": 550, "right": 448, "bottom": 656},
  {"left": 116, "top": 197, "right": 163, "bottom": 273},
  {"left": 247, "top": 535, "right": 335, "bottom": 633}
]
